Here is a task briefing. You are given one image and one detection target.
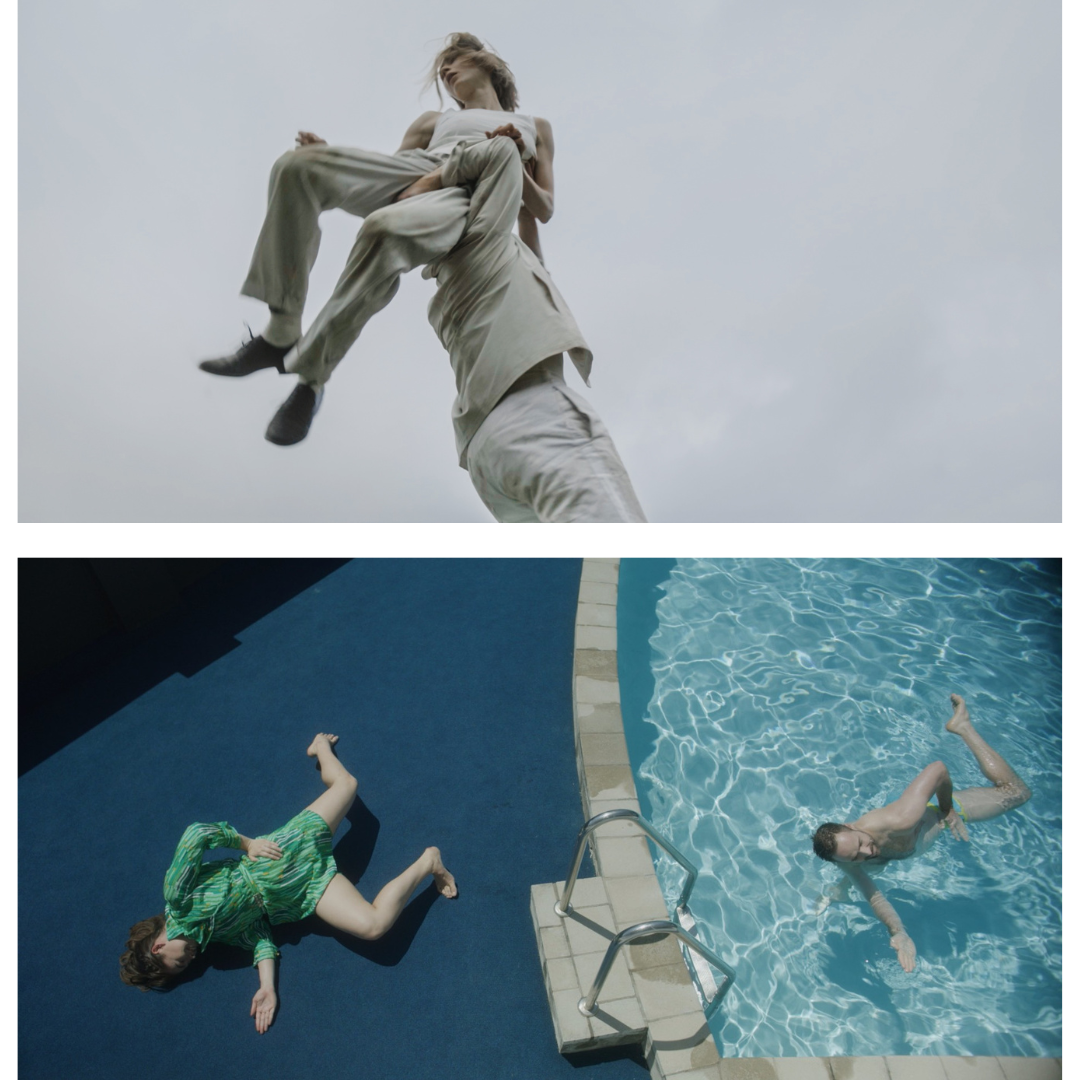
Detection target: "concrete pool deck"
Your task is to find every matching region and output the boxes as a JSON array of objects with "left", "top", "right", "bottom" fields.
[{"left": 531, "top": 557, "right": 1062, "bottom": 1080}]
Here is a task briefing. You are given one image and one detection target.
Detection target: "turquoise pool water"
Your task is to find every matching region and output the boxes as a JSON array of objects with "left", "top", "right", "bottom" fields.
[{"left": 618, "top": 559, "right": 1061, "bottom": 1059}]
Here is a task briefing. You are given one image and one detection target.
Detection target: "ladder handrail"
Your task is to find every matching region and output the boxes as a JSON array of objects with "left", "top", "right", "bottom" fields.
[
  {"left": 577, "top": 919, "right": 736, "bottom": 1016},
  {"left": 555, "top": 809, "right": 699, "bottom": 915}
]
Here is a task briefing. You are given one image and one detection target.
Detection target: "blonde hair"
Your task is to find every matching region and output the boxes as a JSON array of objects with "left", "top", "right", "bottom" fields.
[
  {"left": 119, "top": 914, "right": 172, "bottom": 991},
  {"left": 425, "top": 32, "right": 519, "bottom": 112}
]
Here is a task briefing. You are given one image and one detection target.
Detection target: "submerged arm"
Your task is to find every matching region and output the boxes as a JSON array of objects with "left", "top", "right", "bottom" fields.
[{"left": 841, "top": 864, "right": 916, "bottom": 972}]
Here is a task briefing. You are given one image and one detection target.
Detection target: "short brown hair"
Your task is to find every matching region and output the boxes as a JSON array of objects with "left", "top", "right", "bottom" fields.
[
  {"left": 119, "top": 914, "right": 172, "bottom": 991},
  {"left": 426, "top": 32, "right": 519, "bottom": 112},
  {"left": 812, "top": 823, "right": 848, "bottom": 862}
]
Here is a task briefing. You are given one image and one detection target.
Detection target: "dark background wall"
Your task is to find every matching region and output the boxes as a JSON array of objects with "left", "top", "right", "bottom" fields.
[{"left": 18, "top": 558, "right": 351, "bottom": 774}]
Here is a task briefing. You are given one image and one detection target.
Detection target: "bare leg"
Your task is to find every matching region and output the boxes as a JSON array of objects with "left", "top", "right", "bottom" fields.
[
  {"left": 946, "top": 694, "right": 1032, "bottom": 822},
  {"left": 314, "top": 848, "right": 458, "bottom": 941},
  {"left": 303, "top": 733, "right": 358, "bottom": 836}
]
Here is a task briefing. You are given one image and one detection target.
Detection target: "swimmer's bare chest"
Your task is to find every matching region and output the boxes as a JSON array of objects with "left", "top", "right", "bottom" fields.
[{"left": 866, "top": 808, "right": 944, "bottom": 864}]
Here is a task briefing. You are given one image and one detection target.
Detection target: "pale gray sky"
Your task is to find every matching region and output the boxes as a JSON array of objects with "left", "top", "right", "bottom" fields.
[{"left": 19, "top": 0, "right": 1061, "bottom": 522}]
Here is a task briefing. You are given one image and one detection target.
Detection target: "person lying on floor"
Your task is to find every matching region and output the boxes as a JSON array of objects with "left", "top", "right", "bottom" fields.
[{"left": 119, "top": 734, "right": 456, "bottom": 1033}]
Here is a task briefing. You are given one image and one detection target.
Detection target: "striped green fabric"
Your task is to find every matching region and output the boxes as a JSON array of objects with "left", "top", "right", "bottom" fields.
[
  {"left": 163, "top": 812, "right": 338, "bottom": 967},
  {"left": 164, "top": 822, "right": 280, "bottom": 966}
]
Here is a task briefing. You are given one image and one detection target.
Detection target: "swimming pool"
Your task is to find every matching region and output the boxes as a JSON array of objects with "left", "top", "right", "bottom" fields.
[{"left": 617, "top": 558, "right": 1062, "bottom": 1060}]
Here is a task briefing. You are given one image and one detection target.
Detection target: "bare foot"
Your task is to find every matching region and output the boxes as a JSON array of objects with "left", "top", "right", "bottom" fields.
[
  {"left": 427, "top": 847, "right": 458, "bottom": 899},
  {"left": 395, "top": 168, "right": 444, "bottom": 202},
  {"left": 945, "top": 694, "right": 971, "bottom": 734},
  {"left": 307, "top": 733, "right": 339, "bottom": 768}
]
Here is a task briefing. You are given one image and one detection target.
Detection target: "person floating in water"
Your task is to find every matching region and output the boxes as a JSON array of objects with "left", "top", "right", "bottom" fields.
[
  {"left": 119, "top": 734, "right": 457, "bottom": 1033},
  {"left": 812, "top": 694, "right": 1031, "bottom": 973}
]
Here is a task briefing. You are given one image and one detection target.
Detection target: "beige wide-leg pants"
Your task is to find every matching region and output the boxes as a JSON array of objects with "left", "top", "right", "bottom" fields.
[
  {"left": 466, "top": 363, "right": 648, "bottom": 523},
  {"left": 240, "top": 144, "right": 472, "bottom": 389}
]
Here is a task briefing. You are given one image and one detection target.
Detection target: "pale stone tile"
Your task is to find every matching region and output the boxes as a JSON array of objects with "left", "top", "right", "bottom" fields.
[
  {"left": 574, "top": 649, "right": 619, "bottom": 679},
  {"left": 718, "top": 1061, "right": 780, "bottom": 1080},
  {"left": 595, "top": 834, "right": 656, "bottom": 877},
  {"left": 576, "top": 624, "right": 618, "bottom": 650},
  {"left": 624, "top": 932, "right": 684, "bottom": 971},
  {"left": 884, "top": 1059, "right": 949, "bottom": 1080},
  {"left": 632, "top": 962, "right": 698, "bottom": 1022},
  {"left": 940, "top": 1058, "right": 1008, "bottom": 1080},
  {"left": 580, "top": 560, "right": 619, "bottom": 584},
  {"left": 587, "top": 797, "right": 643, "bottom": 822},
  {"left": 531, "top": 883, "right": 564, "bottom": 928},
  {"left": 587, "top": 768, "right": 635, "bottom": 803},
  {"left": 579, "top": 580, "right": 619, "bottom": 606},
  {"left": 573, "top": 948, "right": 635, "bottom": 1004},
  {"left": 576, "top": 676, "right": 622, "bottom": 705},
  {"left": 826, "top": 1058, "right": 890, "bottom": 1079},
  {"left": 585, "top": 994, "right": 647, "bottom": 1043},
  {"left": 540, "top": 924, "right": 572, "bottom": 959},
  {"left": 554, "top": 875, "right": 609, "bottom": 910},
  {"left": 580, "top": 732, "right": 631, "bottom": 764},
  {"left": 576, "top": 701, "right": 627, "bottom": 734},
  {"left": 577, "top": 602, "right": 618, "bottom": 627},
  {"left": 551, "top": 987, "right": 593, "bottom": 1050},
  {"left": 663, "top": 1069, "right": 723, "bottom": 1080},
  {"left": 646, "top": 1012, "right": 719, "bottom": 1075},
  {"left": 545, "top": 955, "right": 581, "bottom": 993},
  {"left": 606, "top": 874, "right": 669, "bottom": 925},
  {"left": 564, "top": 904, "right": 617, "bottom": 955},
  {"left": 995, "top": 1060, "right": 1062, "bottom": 1080},
  {"left": 771, "top": 1059, "right": 832, "bottom": 1080}
]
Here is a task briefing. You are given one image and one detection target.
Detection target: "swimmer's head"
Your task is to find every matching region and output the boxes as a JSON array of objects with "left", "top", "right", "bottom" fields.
[
  {"left": 119, "top": 914, "right": 194, "bottom": 990},
  {"left": 428, "top": 32, "right": 520, "bottom": 112},
  {"left": 813, "top": 823, "right": 880, "bottom": 863}
]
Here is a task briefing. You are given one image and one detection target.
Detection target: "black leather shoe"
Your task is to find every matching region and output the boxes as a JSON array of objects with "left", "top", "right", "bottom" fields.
[
  {"left": 199, "top": 334, "right": 294, "bottom": 377},
  {"left": 265, "top": 384, "right": 321, "bottom": 445}
]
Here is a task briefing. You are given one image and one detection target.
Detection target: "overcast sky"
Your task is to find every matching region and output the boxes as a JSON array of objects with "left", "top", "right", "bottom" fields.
[{"left": 18, "top": 0, "right": 1061, "bottom": 522}]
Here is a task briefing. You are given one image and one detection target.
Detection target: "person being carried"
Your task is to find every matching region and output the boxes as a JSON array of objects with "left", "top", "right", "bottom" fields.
[
  {"left": 393, "top": 121, "right": 646, "bottom": 521},
  {"left": 119, "top": 734, "right": 457, "bottom": 1034},
  {"left": 811, "top": 694, "right": 1031, "bottom": 972},
  {"left": 198, "top": 33, "right": 555, "bottom": 447}
]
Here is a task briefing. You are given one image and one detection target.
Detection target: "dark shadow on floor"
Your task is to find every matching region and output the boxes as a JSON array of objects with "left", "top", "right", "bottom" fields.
[
  {"left": 564, "top": 1044, "right": 650, "bottom": 1071},
  {"left": 19, "top": 558, "right": 351, "bottom": 775}
]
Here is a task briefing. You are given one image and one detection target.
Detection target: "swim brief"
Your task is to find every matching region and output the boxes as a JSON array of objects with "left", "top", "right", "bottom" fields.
[{"left": 928, "top": 797, "right": 967, "bottom": 821}]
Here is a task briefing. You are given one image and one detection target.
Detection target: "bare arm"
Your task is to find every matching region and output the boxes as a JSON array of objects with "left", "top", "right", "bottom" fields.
[
  {"left": 251, "top": 957, "right": 277, "bottom": 1034},
  {"left": 842, "top": 864, "right": 916, "bottom": 972},
  {"left": 876, "top": 761, "right": 954, "bottom": 831},
  {"left": 520, "top": 116, "right": 554, "bottom": 223},
  {"left": 397, "top": 111, "right": 441, "bottom": 152}
]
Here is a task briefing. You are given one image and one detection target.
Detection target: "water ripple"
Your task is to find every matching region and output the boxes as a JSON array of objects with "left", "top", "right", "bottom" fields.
[{"left": 625, "top": 558, "right": 1061, "bottom": 1058}]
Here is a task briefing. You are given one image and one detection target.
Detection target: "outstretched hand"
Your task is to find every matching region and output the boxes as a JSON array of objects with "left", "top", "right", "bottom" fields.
[
  {"left": 245, "top": 838, "right": 283, "bottom": 860},
  {"left": 251, "top": 986, "right": 278, "bottom": 1034},
  {"left": 943, "top": 808, "right": 969, "bottom": 842},
  {"left": 890, "top": 931, "right": 917, "bottom": 973}
]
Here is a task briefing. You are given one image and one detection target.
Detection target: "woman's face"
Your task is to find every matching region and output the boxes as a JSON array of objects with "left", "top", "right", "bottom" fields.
[
  {"left": 152, "top": 931, "right": 197, "bottom": 974},
  {"left": 439, "top": 56, "right": 491, "bottom": 104}
]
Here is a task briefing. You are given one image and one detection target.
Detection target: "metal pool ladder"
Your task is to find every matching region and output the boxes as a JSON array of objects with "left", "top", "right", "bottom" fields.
[{"left": 554, "top": 808, "right": 736, "bottom": 1018}]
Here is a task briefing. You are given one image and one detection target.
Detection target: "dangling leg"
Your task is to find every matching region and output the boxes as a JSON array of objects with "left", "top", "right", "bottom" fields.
[
  {"left": 314, "top": 849, "right": 458, "bottom": 941},
  {"left": 946, "top": 694, "right": 1032, "bottom": 822},
  {"left": 201, "top": 145, "right": 437, "bottom": 378}
]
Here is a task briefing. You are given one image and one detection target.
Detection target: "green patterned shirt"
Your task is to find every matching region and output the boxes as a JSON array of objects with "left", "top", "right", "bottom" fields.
[{"left": 163, "top": 822, "right": 280, "bottom": 967}]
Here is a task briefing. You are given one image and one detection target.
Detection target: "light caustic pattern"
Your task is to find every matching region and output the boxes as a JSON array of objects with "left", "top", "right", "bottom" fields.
[{"left": 631, "top": 559, "right": 1061, "bottom": 1059}]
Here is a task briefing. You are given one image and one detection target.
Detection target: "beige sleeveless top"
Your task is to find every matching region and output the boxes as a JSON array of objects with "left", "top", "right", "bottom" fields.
[{"left": 427, "top": 108, "right": 538, "bottom": 162}]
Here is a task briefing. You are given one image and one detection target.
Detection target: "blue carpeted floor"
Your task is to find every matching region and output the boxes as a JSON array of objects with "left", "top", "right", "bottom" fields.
[{"left": 19, "top": 559, "right": 648, "bottom": 1079}]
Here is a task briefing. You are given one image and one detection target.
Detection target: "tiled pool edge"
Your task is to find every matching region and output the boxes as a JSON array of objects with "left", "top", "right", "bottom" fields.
[{"left": 565, "top": 558, "right": 1063, "bottom": 1080}]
